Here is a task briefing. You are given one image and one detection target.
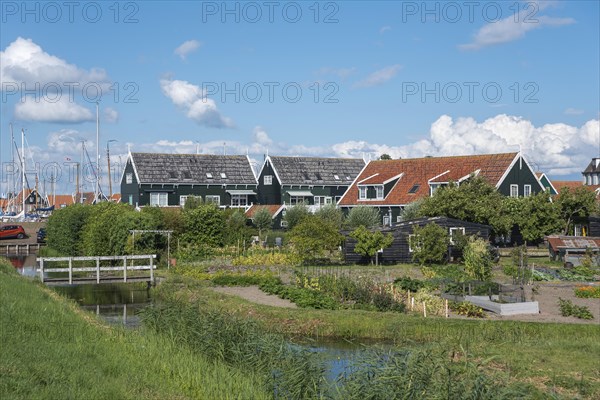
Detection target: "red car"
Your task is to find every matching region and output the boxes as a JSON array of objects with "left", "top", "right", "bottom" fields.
[{"left": 0, "top": 225, "right": 27, "bottom": 240}]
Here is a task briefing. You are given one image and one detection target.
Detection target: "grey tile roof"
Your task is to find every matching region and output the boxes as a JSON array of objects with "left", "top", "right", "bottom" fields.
[
  {"left": 131, "top": 153, "right": 256, "bottom": 184},
  {"left": 270, "top": 156, "right": 365, "bottom": 185},
  {"left": 583, "top": 159, "right": 600, "bottom": 174}
]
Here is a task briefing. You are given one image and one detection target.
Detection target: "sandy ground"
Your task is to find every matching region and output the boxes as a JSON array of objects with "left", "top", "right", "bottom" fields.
[
  {"left": 211, "top": 285, "right": 297, "bottom": 308},
  {"left": 211, "top": 283, "right": 600, "bottom": 325}
]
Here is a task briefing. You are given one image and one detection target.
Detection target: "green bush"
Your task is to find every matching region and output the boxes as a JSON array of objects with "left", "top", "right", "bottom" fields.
[
  {"left": 259, "top": 280, "right": 340, "bottom": 310},
  {"left": 450, "top": 301, "right": 486, "bottom": 318},
  {"left": 393, "top": 276, "right": 425, "bottom": 292}
]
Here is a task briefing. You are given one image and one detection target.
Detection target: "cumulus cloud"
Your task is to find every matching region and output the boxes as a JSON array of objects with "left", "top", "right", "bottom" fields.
[
  {"left": 459, "top": 9, "right": 574, "bottom": 50},
  {"left": 1, "top": 37, "right": 109, "bottom": 87},
  {"left": 174, "top": 40, "right": 202, "bottom": 60},
  {"left": 354, "top": 64, "right": 402, "bottom": 88},
  {"left": 160, "top": 78, "right": 234, "bottom": 128},
  {"left": 128, "top": 115, "right": 598, "bottom": 177},
  {"left": 103, "top": 107, "right": 119, "bottom": 123},
  {"left": 15, "top": 97, "right": 94, "bottom": 123}
]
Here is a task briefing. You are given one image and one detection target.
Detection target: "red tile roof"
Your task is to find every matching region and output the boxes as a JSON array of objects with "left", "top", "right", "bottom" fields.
[
  {"left": 339, "top": 152, "right": 518, "bottom": 206},
  {"left": 245, "top": 204, "right": 284, "bottom": 219},
  {"left": 550, "top": 181, "right": 599, "bottom": 194}
]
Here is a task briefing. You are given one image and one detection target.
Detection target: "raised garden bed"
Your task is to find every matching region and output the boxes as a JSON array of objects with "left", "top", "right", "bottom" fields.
[{"left": 442, "top": 294, "right": 539, "bottom": 316}]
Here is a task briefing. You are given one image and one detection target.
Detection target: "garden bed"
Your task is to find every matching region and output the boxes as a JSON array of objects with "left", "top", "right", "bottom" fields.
[{"left": 442, "top": 294, "right": 539, "bottom": 316}]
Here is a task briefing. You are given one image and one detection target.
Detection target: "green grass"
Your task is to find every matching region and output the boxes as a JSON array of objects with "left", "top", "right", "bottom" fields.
[
  {"left": 0, "top": 259, "right": 269, "bottom": 400},
  {"left": 157, "top": 272, "right": 600, "bottom": 398}
]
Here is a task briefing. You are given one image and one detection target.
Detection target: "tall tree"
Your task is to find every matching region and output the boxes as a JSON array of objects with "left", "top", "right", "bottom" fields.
[
  {"left": 556, "top": 187, "right": 597, "bottom": 235},
  {"left": 315, "top": 204, "right": 345, "bottom": 229},
  {"left": 379, "top": 154, "right": 392, "bottom": 160},
  {"left": 283, "top": 204, "right": 310, "bottom": 229},
  {"left": 288, "top": 215, "right": 342, "bottom": 264},
  {"left": 345, "top": 206, "right": 380, "bottom": 229},
  {"left": 410, "top": 223, "right": 450, "bottom": 266},
  {"left": 253, "top": 208, "right": 273, "bottom": 239},
  {"left": 517, "top": 191, "right": 562, "bottom": 243}
]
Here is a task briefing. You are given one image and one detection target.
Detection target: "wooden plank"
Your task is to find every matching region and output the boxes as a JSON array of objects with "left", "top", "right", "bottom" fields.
[{"left": 41, "top": 265, "right": 156, "bottom": 273}]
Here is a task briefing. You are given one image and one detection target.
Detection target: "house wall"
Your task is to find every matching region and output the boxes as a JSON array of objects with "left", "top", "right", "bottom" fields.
[
  {"left": 344, "top": 218, "right": 490, "bottom": 264},
  {"left": 133, "top": 184, "right": 257, "bottom": 207},
  {"left": 257, "top": 160, "right": 282, "bottom": 204},
  {"left": 497, "top": 157, "right": 543, "bottom": 196},
  {"left": 120, "top": 161, "right": 139, "bottom": 206}
]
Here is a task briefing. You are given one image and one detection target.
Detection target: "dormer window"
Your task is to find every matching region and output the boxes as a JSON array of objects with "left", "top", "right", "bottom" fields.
[
  {"left": 220, "top": 172, "right": 227, "bottom": 179},
  {"left": 359, "top": 187, "right": 367, "bottom": 200},
  {"left": 375, "top": 186, "right": 384, "bottom": 199},
  {"left": 206, "top": 173, "right": 213, "bottom": 179}
]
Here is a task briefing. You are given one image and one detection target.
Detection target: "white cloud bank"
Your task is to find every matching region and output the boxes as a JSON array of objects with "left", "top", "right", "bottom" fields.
[
  {"left": 135, "top": 115, "right": 599, "bottom": 177},
  {"left": 354, "top": 64, "right": 402, "bottom": 88},
  {"left": 15, "top": 97, "right": 94, "bottom": 123},
  {"left": 160, "top": 78, "right": 234, "bottom": 129}
]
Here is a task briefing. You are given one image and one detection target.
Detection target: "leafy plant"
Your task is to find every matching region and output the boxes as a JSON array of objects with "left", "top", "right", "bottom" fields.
[
  {"left": 282, "top": 204, "right": 310, "bottom": 230},
  {"left": 450, "top": 301, "right": 486, "bottom": 318},
  {"left": 463, "top": 236, "right": 493, "bottom": 282},
  {"left": 288, "top": 215, "right": 342, "bottom": 264},
  {"left": 558, "top": 298, "right": 594, "bottom": 319},
  {"left": 393, "top": 276, "right": 425, "bottom": 292},
  {"left": 349, "top": 226, "right": 394, "bottom": 265},
  {"left": 252, "top": 207, "right": 273, "bottom": 239},
  {"left": 345, "top": 205, "right": 380, "bottom": 229}
]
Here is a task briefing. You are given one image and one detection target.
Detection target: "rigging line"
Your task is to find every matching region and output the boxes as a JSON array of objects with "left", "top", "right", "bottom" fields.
[{"left": 12, "top": 139, "right": 31, "bottom": 190}]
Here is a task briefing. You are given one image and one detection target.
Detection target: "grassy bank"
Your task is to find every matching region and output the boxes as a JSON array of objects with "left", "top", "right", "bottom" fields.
[
  {"left": 0, "top": 259, "right": 269, "bottom": 400},
  {"left": 156, "top": 273, "right": 600, "bottom": 398}
]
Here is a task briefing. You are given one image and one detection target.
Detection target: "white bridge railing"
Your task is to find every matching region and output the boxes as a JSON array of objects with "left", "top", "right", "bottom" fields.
[{"left": 36, "top": 255, "right": 157, "bottom": 285}]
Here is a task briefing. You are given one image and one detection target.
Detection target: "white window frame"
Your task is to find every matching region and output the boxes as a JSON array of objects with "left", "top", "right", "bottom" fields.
[
  {"left": 289, "top": 196, "right": 307, "bottom": 205},
  {"left": 594, "top": 175, "right": 599, "bottom": 185},
  {"left": 205, "top": 195, "right": 220, "bottom": 205},
  {"left": 449, "top": 227, "right": 466, "bottom": 245},
  {"left": 231, "top": 194, "right": 248, "bottom": 207},
  {"left": 150, "top": 192, "right": 168, "bottom": 207},
  {"left": 280, "top": 220, "right": 289, "bottom": 228},
  {"left": 510, "top": 184, "right": 519, "bottom": 198},
  {"left": 375, "top": 185, "right": 384, "bottom": 200},
  {"left": 264, "top": 175, "right": 273, "bottom": 185},
  {"left": 524, "top": 184, "right": 532, "bottom": 197},
  {"left": 314, "top": 196, "right": 333, "bottom": 206},
  {"left": 126, "top": 173, "right": 133, "bottom": 184},
  {"left": 408, "top": 234, "right": 421, "bottom": 253},
  {"left": 358, "top": 186, "right": 367, "bottom": 200},
  {"left": 383, "top": 215, "right": 390, "bottom": 226}
]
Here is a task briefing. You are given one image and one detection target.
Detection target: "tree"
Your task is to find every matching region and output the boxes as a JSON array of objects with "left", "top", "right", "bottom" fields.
[
  {"left": 225, "top": 210, "right": 251, "bottom": 246},
  {"left": 556, "top": 187, "right": 597, "bottom": 235},
  {"left": 379, "top": 154, "right": 392, "bottom": 160},
  {"left": 350, "top": 226, "right": 394, "bottom": 265},
  {"left": 181, "top": 204, "right": 225, "bottom": 248},
  {"left": 398, "top": 199, "right": 423, "bottom": 222},
  {"left": 345, "top": 206, "right": 380, "bottom": 229},
  {"left": 46, "top": 204, "right": 92, "bottom": 256},
  {"left": 410, "top": 223, "right": 450, "bottom": 266},
  {"left": 288, "top": 215, "right": 342, "bottom": 264},
  {"left": 253, "top": 208, "right": 273, "bottom": 239},
  {"left": 315, "top": 204, "right": 344, "bottom": 229},
  {"left": 517, "top": 191, "right": 562, "bottom": 243},
  {"left": 419, "top": 176, "right": 513, "bottom": 235},
  {"left": 463, "top": 237, "right": 493, "bottom": 282},
  {"left": 183, "top": 196, "right": 203, "bottom": 211},
  {"left": 283, "top": 204, "right": 310, "bottom": 229}
]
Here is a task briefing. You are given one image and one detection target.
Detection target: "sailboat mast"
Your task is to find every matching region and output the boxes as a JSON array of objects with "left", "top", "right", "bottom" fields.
[
  {"left": 95, "top": 102, "right": 100, "bottom": 203},
  {"left": 21, "top": 129, "right": 25, "bottom": 215},
  {"left": 10, "top": 124, "right": 15, "bottom": 210}
]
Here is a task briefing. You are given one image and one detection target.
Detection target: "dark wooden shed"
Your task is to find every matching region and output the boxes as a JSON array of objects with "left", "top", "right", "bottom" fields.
[{"left": 343, "top": 216, "right": 492, "bottom": 265}]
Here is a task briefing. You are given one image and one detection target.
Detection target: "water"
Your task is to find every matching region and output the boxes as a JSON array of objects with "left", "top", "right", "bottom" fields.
[{"left": 3, "top": 254, "right": 152, "bottom": 328}]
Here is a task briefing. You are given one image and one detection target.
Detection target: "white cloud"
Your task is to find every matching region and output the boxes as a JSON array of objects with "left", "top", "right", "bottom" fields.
[
  {"left": 354, "top": 64, "right": 402, "bottom": 88},
  {"left": 174, "top": 39, "right": 202, "bottom": 60},
  {"left": 103, "top": 107, "right": 119, "bottom": 123},
  {"left": 160, "top": 78, "right": 234, "bottom": 128},
  {"left": 564, "top": 107, "right": 584, "bottom": 115},
  {"left": 315, "top": 67, "right": 356, "bottom": 80},
  {"left": 379, "top": 26, "right": 391, "bottom": 34},
  {"left": 1, "top": 37, "right": 109, "bottom": 87},
  {"left": 128, "top": 116, "right": 598, "bottom": 178},
  {"left": 15, "top": 97, "right": 94, "bottom": 123},
  {"left": 459, "top": 10, "right": 575, "bottom": 50}
]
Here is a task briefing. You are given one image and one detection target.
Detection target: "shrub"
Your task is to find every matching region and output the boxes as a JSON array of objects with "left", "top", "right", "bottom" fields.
[
  {"left": 232, "top": 252, "right": 299, "bottom": 267},
  {"left": 463, "top": 237, "right": 493, "bottom": 282},
  {"left": 574, "top": 286, "right": 600, "bottom": 298},
  {"left": 450, "top": 301, "right": 486, "bottom": 318},
  {"left": 393, "top": 277, "right": 425, "bottom": 292},
  {"left": 345, "top": 206, "right": 380, "bottom": 229},
  {"left": 558, "top": 298, "right": 594, "bottom": 319},
  {"left": 411, "top": 223, "right": 450, "bottom": 266}
]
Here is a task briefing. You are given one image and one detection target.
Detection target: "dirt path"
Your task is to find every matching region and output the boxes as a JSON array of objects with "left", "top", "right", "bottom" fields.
[{"left": 211, "top": 285, "right": 297, "bottom": 308}]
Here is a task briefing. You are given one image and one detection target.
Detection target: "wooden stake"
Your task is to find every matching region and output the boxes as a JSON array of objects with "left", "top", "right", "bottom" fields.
[
  {"left": 445, "top": 299, "right": 449, "bottom": 318},
  {"left": 423, "top": 302, "right": 427, "bottom": 318}
]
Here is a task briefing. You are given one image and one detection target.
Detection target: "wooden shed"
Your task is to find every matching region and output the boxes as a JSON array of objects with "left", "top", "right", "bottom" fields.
[{"left": 344, "top": 216, "right": 491, "bottom": 265}]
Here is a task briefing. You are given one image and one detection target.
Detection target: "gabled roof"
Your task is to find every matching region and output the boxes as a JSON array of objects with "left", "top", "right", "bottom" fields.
[
  {"left": 245, "top": 204, "right": 285, "bottom": 219},
  {"left": 583, "top": 158, "right": 600, "bottom": 174},
  {"left": 266, "top": 156, "right": 365, "bottom": 185},
  {"left": 129, "top": 153, "right": 257, "bottom": 185},
  {"left": 339, "top": 152, "right": 519, "bottom": 206}
]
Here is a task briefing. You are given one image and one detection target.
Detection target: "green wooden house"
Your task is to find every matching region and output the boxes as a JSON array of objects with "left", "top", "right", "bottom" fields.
[{"left": 120, "top": 152, "right": 257, "bottom": 208}]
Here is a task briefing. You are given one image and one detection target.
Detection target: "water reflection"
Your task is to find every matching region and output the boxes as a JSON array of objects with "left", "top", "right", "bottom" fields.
[{"left": 3, "top": 253, "right": 38, "bottom": 277}]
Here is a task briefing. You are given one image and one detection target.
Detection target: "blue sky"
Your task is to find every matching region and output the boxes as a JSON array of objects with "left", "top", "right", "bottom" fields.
[{"left": 1, "top": 0, "right": 599, "bottom": 195}]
